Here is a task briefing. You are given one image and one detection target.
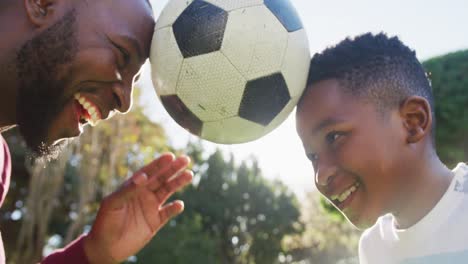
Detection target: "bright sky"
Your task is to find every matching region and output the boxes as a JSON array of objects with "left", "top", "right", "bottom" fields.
[{"left": 141, "top": 0, "right": 468, "bottom": 197}]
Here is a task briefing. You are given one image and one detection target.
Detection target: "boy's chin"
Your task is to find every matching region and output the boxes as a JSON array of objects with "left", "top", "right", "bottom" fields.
[{"left": 342, "top": 212, "right": 377, "bottom": 230}]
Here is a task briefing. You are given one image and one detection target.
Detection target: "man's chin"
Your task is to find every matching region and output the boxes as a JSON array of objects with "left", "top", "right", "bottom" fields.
[{"left": 25, "top": 137, "right": 70, "bottom": 162}]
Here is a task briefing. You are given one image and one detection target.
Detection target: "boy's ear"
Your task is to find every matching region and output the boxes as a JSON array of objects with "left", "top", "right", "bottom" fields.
[
  {"left": 400, "top": 96, "right": 432, "bottom": 144},
  {"left": 24, "top": 0, "right": 58, "bottom": 27}
]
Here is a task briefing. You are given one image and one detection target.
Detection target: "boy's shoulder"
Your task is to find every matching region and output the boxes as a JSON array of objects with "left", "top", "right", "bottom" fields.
[
  {"left": 359, "top": 163, "right": 468, "bottom": 263},
  {"left": 359, "top": 214, "right": 394, "bottom": 247},
  {"left": 358, "top": 214, "right": 395, "bottom": 263},
  {"left": 453, "top": 162, "right": 468, "bottom": 193}
]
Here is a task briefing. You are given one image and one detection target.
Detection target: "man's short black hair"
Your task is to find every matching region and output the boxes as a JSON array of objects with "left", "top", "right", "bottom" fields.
[{"left": 306, "top": 33, "right": 434, "bottom": 117}]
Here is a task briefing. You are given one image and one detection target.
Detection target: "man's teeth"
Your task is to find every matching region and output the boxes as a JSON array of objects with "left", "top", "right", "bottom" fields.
[
  {"left": 74, "top": 93, "right": 101, "bottom": 126},
  {"left": 331, "top": 182, "right": 360, "bottom": 203}
]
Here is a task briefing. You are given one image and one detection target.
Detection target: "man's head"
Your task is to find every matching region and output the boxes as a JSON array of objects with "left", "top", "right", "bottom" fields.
[
  {"left": 296, "top": 33, "right": 435, "bottom": 229},
  {"left": 14, "top": 0, "right": 154, "bottom": 159}
]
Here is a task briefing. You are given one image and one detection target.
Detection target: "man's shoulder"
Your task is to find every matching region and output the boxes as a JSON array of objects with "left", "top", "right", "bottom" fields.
[
  {"left": 0, "top": 135, "right": 7, "bottom": 176},
  {"left": 0, "top": 134, "right": 11, "bottom": 208}
]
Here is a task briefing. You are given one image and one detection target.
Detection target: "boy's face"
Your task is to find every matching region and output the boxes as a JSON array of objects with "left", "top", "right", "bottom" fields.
[{"left": 296, "top": 79, "right": 409, "bottom": 229}]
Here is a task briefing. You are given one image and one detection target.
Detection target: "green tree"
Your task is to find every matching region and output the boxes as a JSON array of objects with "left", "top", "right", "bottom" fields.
[
  {"left": 137, "top": 145, "right": 302, "bottom": 264},
  {"left": 284, "top": 192, "right": 361, "bottom": 264},
  {"left": 423, "top": 50, "right": 468, "bottom": 166}
]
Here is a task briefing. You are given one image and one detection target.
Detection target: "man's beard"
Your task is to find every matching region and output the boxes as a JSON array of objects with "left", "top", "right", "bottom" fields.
[{"left": 16, "top": 10, "right": 78, "bottom": 160}]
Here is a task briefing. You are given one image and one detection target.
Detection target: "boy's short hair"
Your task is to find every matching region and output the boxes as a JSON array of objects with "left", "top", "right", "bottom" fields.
[{"left": 306, "top": 33, "right": 434, "bottom": 119}]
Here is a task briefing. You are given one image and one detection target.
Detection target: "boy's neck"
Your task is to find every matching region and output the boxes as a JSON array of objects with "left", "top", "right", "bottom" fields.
[{"left": 392, "top": 153, "right": 454, "bottom": 229}]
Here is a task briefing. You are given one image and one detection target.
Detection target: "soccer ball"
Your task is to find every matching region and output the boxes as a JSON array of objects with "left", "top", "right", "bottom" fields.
[{"left": 150, "top": 0, "right": 310, "bottom": 144}]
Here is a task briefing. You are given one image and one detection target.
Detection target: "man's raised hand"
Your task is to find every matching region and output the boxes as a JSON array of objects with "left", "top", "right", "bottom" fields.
[{"left": 83, "top": 153, "right": 193, "bottom": 264}]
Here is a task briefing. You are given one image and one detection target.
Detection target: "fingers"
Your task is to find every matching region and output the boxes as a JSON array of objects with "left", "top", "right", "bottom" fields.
[
  {"left": 158, "top": 200, "right": 185, "bottom": 226},
  {"left": 105, "top": 170, "right": 148, "bottom": 210},
  {"left": 146, "top": 155, "right": 191, "bottom": 191},
  {"left": 153, "top": 170, "right": 193, "bottom": 204},
  {"left": 139, "top": 153, "right": 175, "bottom": 176}
]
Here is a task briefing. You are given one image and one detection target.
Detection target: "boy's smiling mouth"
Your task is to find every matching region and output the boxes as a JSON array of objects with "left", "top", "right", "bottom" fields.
[{"left": 330, "top": 181, "right": 360, "bottom": 209}]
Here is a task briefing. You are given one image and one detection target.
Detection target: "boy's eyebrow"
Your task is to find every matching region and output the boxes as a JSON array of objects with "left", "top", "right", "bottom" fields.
[{"left": 312, "top": 118, "right": 342, "bottom": 136}]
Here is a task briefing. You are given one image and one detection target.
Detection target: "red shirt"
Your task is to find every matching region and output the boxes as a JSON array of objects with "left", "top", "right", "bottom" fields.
[{"left": 0, "top": 136, "right": 90, "bottom": 264}]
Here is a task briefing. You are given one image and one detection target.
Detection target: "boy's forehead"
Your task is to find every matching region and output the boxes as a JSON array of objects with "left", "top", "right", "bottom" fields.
[
  {"left": 298, "top": 79, "right": 350, "bottom": 117},
  {"left": 296, "top": 79, "right": 362, "bottom": 134}
]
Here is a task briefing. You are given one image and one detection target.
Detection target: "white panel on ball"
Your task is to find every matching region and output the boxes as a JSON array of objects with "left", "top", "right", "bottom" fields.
[
  {"left": 281, "top": 29, "right": 310, "bottom": 98},
  {"left": 150, "top": 26, "right": 184, "bottom": 96},
  {"left": 205, "top": 0, "right": 264, "bottom": 11},
  {"left": 221, "top": 5, "right": 288, "bottom": 80},
  {"left": 155, "top": 0, "right": 194, "bottom": 30},
  {"left": 177, "top": 52, "right": 247, "bottom": 122},
  {"left": 202, "top": 116, "right": 267, "bottom": 144}
]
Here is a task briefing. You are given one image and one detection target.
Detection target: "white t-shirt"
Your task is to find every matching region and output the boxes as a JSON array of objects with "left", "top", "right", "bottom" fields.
[{"left": 359, "top": 163, "right": 468, "bottom": 264}]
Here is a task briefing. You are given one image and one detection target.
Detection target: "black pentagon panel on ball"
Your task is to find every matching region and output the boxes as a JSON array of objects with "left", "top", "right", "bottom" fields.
[
  {"left": 264, "top": 0, "right": 303, "bottom": 32},
  {"left": 239, "top": 73, "right": 291, "bottom": 126},
  {"left": 173, "top": 0, "right": 228, "bottom": 58},
  {"left": 160, "top": 95, "right": 203, "bottom": 136}
]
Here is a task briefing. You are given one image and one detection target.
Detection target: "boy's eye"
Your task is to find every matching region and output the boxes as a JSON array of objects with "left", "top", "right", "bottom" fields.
[
  {"left": 325, "top": 131, "right": 344, "bottom": 146},
  {"left": 307, "top": 153, "right": 319, "bottom": 163}
]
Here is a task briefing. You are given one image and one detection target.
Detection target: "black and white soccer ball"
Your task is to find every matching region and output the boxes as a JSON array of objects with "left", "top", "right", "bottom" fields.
[{"left": 150, "top": 0, "right": 310, "bottom": 144}]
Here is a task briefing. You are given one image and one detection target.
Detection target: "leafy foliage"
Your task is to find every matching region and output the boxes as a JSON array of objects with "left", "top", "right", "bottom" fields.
[
  {"left": 284, "top": 192, "right": 361, "bottom": 264},
  {"left": 423, "top": 50, "right": 468, "bottom": 166},
  {"left": 137, "top": 143, "right": 302, "bottom": 264}
]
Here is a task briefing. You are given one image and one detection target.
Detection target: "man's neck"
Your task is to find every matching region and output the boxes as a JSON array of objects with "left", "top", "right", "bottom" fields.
[{"left": 392, "top": 151, "right": 454, "bottom": 229}]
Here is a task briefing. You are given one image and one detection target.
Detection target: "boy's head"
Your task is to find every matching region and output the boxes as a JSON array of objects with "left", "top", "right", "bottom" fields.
[{"left": 296, "top": 33, "right": 435, "bottom": 229}]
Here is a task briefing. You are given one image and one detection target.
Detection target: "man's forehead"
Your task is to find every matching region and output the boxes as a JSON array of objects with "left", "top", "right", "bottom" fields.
[{"left": 84, "top": 0, "right": 154, "bottom": 57}]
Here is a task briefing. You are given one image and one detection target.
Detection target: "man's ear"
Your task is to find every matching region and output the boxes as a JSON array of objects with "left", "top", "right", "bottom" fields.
[
  {"left": 24, "top": 0, "right": 57, "bottom": 27},
  {"left": 400, "top": 96, "right": 432, "bottom": 144}
]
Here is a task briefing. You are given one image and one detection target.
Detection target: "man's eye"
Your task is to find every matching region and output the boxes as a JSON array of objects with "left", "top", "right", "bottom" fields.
[{"left": 117, "top": 45, "right": 130, "bottom": 68}]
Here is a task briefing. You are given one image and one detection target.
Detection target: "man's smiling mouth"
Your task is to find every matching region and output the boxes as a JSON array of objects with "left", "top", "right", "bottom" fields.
[{"left": 74, "top": 93, "right": 102, "bottom": 126}]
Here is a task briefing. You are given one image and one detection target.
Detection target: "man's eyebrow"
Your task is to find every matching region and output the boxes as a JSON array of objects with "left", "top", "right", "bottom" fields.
[{"left": 120, "top": 35, "right": 144, "bottom": 63}]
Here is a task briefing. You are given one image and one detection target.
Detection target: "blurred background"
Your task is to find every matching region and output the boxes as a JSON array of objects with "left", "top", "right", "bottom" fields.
[{"left": 1, "top": 0, "right": 467, "bottom": 263}]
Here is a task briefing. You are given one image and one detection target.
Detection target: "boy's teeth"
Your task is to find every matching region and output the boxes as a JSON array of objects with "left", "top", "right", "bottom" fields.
[{"left": 333, "top": 182, "right": 360, "bottom": 203}]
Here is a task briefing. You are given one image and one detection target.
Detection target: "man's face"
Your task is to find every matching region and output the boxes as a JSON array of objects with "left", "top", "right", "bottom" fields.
[
  {"left": 16, "top": 0, "right": 154, "bottom": 158},
  {"left": 296, "top": 79, "right": 408, "bottom": 229}
]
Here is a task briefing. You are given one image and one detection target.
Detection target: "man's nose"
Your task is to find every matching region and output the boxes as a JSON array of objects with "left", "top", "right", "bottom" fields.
[
  {"left": 111, "top": 81, "right": 133, "bottom": 114},
  {"left": 315, "top": 154, "right": 337, "bottom": 188}
]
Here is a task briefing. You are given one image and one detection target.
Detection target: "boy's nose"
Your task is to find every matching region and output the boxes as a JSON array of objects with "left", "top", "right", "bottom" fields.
[{"left": 315, "top": 157, "right": 337, "bottom": 188}]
